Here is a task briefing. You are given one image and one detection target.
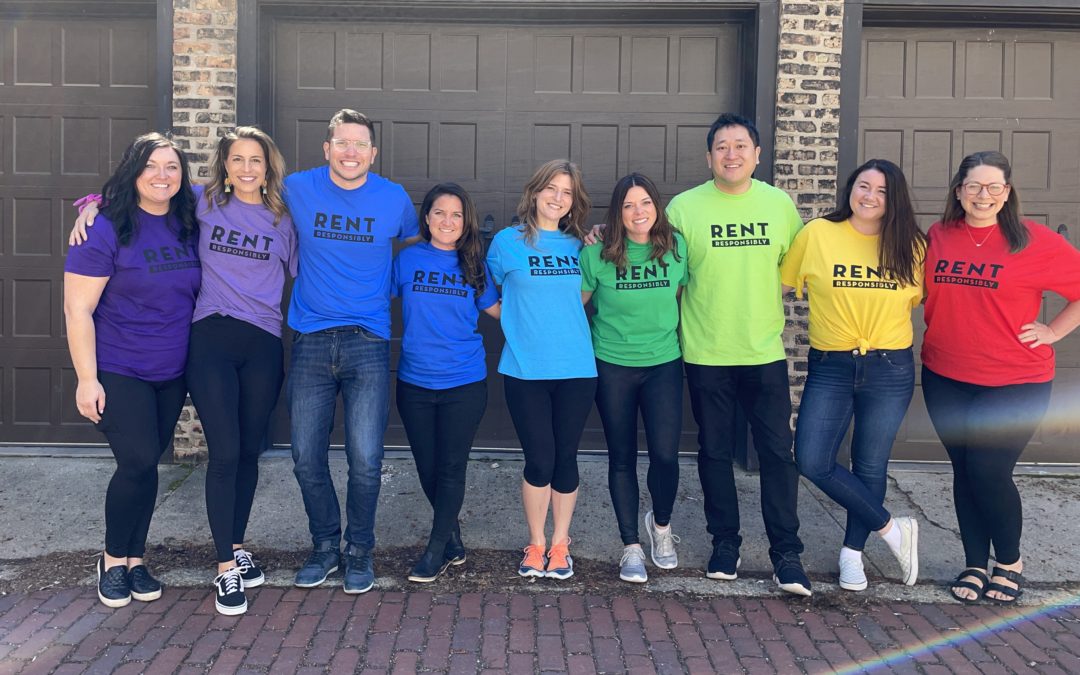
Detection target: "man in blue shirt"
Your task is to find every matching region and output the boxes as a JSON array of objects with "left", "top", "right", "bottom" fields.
[{"left": 285, "top": 109, "right": 419, "bottom": 593}]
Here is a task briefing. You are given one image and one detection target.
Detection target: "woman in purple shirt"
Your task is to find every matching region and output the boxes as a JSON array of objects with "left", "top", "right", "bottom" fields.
[{"left": 65, "top": 133, "right": 201, "bottom": 610}]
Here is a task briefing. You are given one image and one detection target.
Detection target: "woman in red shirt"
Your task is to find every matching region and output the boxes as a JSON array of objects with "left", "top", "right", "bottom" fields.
[{"left": 922, "top": 151, "right": 1080, "bottom": 604}]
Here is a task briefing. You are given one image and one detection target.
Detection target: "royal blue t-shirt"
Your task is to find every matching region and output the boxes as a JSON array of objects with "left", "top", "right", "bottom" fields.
[
  {"left": 64, "top": 210, "right": 201, "bottom": 381},
  {"left": 486, "top": 226, "right": 596, "bottom": 380},
  {"left": 284, "top": 167, "right": 419, "bottom": 338},
  {"left": 392, "top": 242, "right": 499, "bottom": 389}
]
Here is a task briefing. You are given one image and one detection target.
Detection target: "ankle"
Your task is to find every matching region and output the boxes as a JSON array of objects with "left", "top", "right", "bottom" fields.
[{"left": 218, "top": 562, "right": 237, "bottom": 575}]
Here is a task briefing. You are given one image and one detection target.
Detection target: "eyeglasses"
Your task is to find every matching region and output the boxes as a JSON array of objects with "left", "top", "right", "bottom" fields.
[
  {"left": 329, "top": 139, "right": 372, "bottom": 151},
  {"left": 962, "top": 181, "right": 1008, "bottom": 196}
]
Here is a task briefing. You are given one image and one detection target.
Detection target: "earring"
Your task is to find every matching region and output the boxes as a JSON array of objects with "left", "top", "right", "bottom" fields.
[
  {"left": 261, "top": 183, "right": 268, "bottom": 195},
  {"left": 224, "top": 178, "right": 232, "bottom": 194}
]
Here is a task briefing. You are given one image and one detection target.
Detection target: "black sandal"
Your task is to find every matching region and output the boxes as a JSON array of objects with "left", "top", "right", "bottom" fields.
[
  {"left": 986, "top": 566, "right": 1025, "bottom": 605},
  {"left": 949, "top": 568, "right": 989, "bottom": 604}
]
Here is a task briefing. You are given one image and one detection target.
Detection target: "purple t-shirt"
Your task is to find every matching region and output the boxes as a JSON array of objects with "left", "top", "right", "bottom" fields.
[
  {"left": 65, "top": 210, "right": 201, "bottom": 381},
  {"left": 192, "top": 186, "right": 297, "bottom": 337}
]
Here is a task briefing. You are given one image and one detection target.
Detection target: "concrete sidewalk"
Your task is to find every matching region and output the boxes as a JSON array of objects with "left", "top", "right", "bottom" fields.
[{"left": 1, "top": 454, "right": 1078, "bottom": 604}]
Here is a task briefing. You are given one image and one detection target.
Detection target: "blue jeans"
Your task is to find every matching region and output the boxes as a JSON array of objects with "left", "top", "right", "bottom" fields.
[
  {"left": 288, "top": 326, "right": 390, "bottom": 552},
  {"left": 794, "top": 347, "right": 915, "bottom": 551}
]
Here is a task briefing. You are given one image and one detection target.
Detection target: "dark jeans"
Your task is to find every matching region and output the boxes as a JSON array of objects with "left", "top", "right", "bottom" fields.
[
  {"left": 503, "top": 376, "right": 597, "bottom": 493},
  {"left": 396, "top": 379, "right": 487, "bottom": 557},
  {"left": 288, "top": 326, "right": 390, "bottom": 552},
  {"left": 595, "top": 358, "right": 682, "bottom": 546},
  {"left": 922, "top": 366, "right": 1052, "bottom": 567},
  {"left": 686, "top": 359, "right": 803, "bottom": 555},
  {"left": 795, "top": 348, "right": 915, "bottom": 551},
  {"left": 97, "top": 371, "right": 187, "bottom": 559},
  {"left": 187, "top": 315, "right": 284, "bottom": 563}
]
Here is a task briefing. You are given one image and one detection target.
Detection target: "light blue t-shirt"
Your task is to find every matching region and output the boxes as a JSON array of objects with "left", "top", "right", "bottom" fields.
[
  {"left": 392, "top": 242, "right": 499, "bottom": 390},
  {"left": 486, "top": 226, "right": 596, "bottom": 380},
  {"left": 284, "top": 166, "right": 419, "bottom": 338}
]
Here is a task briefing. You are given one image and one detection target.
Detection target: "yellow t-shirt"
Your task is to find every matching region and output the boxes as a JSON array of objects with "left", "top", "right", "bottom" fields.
[{"left": 779, "top": 218, "right": 923, "bottom": 352}]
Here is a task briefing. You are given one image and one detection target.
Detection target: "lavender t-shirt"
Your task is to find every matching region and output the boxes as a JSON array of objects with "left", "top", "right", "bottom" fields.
[
  {"left": 192, "top": 186, "right": 297, "bottom": 337},
  {"left": 65, "top": 211, "right": 201, "bottom": 381}
]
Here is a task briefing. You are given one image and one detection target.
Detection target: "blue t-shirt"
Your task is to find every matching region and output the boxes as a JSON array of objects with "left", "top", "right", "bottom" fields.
[
  {"left": 284, "top": 166, "right": 420, "bottom": 338},
  {"left": 392, "top": 242, "right": 499, "bottom": 390},
  {"left": 486, "top": 226, "right": 596, "bottom": 379}
]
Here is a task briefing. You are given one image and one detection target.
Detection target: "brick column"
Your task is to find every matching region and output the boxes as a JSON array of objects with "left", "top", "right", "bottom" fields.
[
  {"left": 773, "top": 0, "right": 844, "bottom": 422},
  {"left": 171, "top": 0, "right": 241, "bottom": 460}
]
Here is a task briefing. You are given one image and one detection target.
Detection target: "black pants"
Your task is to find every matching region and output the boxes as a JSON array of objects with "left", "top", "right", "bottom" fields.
[
  {"left": 97, "top": 371, "right": 187, "bottom": 558},
  {"left": 503, "top": 376, "right": 597, "bottom": 493},
  {"left": 595, "top": 358, "right": 682, "bottom": 546},
  {"left": 187, "top": 315, "right": 284, "bottom": 563},
  {"left": 922, "top": 366, "right": 1052, "bottom": 567},
  {"left": 396, "top": 379, "right": 487, "bottom": 556},
  {"left": 686, "top": 360, "right": 803, "bottom": 555}
]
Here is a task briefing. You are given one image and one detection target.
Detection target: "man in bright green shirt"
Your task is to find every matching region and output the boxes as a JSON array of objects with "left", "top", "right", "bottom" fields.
[{"left": 666, "top": 113, "right": 810, "bottom": 596}]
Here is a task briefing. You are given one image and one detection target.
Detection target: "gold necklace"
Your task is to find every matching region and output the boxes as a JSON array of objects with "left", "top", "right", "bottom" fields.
[{"left": 965, "top": 223, "right": 997, "bottom": 247}]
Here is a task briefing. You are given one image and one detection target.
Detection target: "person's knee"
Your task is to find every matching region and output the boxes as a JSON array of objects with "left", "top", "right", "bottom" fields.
[
  {"left": 523, "top": 461, "right": 554, "bottom": 489},
  {"left": 550, "top": 459, "right": 579, "bottom": 494}
]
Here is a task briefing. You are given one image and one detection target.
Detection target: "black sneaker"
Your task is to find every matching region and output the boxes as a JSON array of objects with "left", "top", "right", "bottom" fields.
[
  {"left": 408, "top": 550, "right": 451, "bottom": 583},
  {"left": 214, "top": 567, "right": 247, "bottom": 616},
  {"left": 97, "top": 556, "right": 131, "bottom": 608},
  {"left": 771, "top": 551, "right": 812, "bottom": 597},
  {"left": 706, "top": 541, "right": 741, "bottom": 580},
  {"left": 232, "top": 549, "right": 265, "bottom": 588},
  {"left": 445, "top": 525, "right": 467, "bottom": 566},
  {"left": 127, "top": 564, "right": 162, "bottom": 602}
]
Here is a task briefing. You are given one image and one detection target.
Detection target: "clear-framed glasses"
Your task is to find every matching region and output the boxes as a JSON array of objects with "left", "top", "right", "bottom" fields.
[
  {"left": 962, "top": 181, "right": 1008, "bottom": 196},
  {"left": 330, "top": 139, "right": 372, "bottom": 152}
]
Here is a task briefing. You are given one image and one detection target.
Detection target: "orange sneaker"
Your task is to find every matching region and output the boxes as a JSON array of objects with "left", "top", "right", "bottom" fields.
[
  {"left": 518, "top": 544, "right": 546, "bottom": 578},
  {"left": 546, "top": 539, "right": 573, "bottom": 580}
]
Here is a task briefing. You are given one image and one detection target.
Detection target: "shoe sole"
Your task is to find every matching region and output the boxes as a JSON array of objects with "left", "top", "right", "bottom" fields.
[
  {"left": 839, "top": 579, "right": 868, "bottom": 592},
  {"left": 620, "top": 573, "right": 648, "bottom": 583},
  {"left": 215, "top": 599, "right": 248, "bottom": 616},
  {"left": 446, "top": 554, "right": 466, "bottom": 566},
  {"left": 293, "top": 565, "right": 338, "bottom": 588},
  {"left": 706, "top": 558, "right": 741, "bottom": 581},
  {"left": 645, "top": 512, "right": 678, "bottom": 570},
  {"left": 903, "top": 520, "right": 920, "bottom": 586},
  {"left": 408, "top": 561, "right": 451, "bottom": 583},
  {"left": 96, "top": 559, "right": 131, "bottom": 608},
  {"left": 131, "top": 589, "right": 162, "bottom": 602},
  {"left": 241, "top": 573, "right": 265, "bottom": 588},
  {"left": 343, "top": 581, "right": 374, "bottom": 594},
  {"left": 774, "top": 575, "right": 813, "bottom": 597},
  {"left": 546, "top": 569, "right": 573, "bottom": 580},
  {"left": 518, "top": 567, "right": 545, "bottom": 578}
]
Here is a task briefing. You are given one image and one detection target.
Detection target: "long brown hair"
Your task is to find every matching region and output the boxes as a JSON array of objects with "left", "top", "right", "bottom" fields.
[
  {"left": 601, "top": 173, "right": 681, "bottom": 270},
  {"left": 823, "top": 158, "right": 925, "bottom": 287},
  {"left": 419, "top": 183, "right": 487, "bottom": 296},
  {"left": 515, "top": 159, "right": 591, "bottom": 245},
  {"left": 204, "top": 126, "right": 289, "bottom": 225},
  {"left": 941, "top": 150, "right": 1028, "bottom": 253}
]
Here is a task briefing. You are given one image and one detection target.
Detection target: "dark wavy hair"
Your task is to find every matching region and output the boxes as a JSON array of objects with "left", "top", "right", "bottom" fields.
[
  {"left": 601, "top": 173, "right": 681, "bottom": 270},
  {"left": 100, "top": 132, "right": 196, "bottom": 246},
  {"left": 941, "top": 150, "right": 1027, "bottom": 253},
  {"left": 419, "top": 183, "right": 487, "bottom": 296},
  {"left": 516, "top": 159, "right": 592, "bottom": 245},
  {"left": 823, "top": 159, "right": 926, "bottom": 287},
  {"left": 204, "top": 126, "right": 289, "bottom": 225}
]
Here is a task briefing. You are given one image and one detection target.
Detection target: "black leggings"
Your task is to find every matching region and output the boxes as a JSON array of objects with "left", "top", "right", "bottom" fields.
[
  {"left": 97, "top": 371, "right": 187, "bottom": 559},
  {"left": 595, "top": 358, "right": 682, "bottom": 545},
  {"left": 396, "top": 379, "right": 487, "bottom": 556},
  {"left": 187, "top": 315, "right": 284, "bottom": 563},
  {"left": 503, "top": 376, "right": 597, "bottom": 493},
  {"left": 922, "top": 366, "right": 1052, "bottom": 568}
]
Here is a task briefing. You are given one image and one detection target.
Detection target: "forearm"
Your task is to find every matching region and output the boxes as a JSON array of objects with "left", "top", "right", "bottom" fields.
[
  {"left": 1048, "top": 299, "right": 1080, "bottom": 341},
  {"left": 65, "top": 311, "right": 99, "bottom": 383}
]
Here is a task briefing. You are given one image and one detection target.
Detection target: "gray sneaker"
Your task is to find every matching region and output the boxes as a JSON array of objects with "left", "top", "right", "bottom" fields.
[
  {"left": 891, "top": 516, "right": 919, "bottom": 586},
  {"left": 619, "top": 545, "right": 648, "bottom": 584},
  {"left": 645, "top": 511, "right": 679, "bottom": 569}
]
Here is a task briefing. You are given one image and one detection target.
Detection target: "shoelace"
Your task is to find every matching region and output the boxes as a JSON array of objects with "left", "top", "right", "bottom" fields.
[
  {"left": 653, "top": 529, "right": 681, "bottom": 557},
  {"left": 620, "top": 547, "right": 646, "bottom": 567},
  {"left": 218, "top": 569, "right": 242, "bottom": 595},
  {"left": 233, "top": 549, "right": 255, "bottom": 572},
  {"left": 774, "top": 551, "right": 804, "bottom": 574},
  {"left": 306, "top": 549, "right": 337, "bottom": 567}
]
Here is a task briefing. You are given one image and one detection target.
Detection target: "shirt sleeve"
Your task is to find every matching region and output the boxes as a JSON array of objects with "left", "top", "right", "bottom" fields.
[
  {"left": 779, "top": 225, "right": 809, "bottom": 296},
  {"left": 579, "top": 246, "right": 598, "bottom": 292},
  {"left": 1046, "top": 233, "right": 1080, "bottom": 302},
  {"left": 283, "top": 214, "right": 299, "bottom": 278},
  {"left": 475, "top": 263, "right": 500, "bottom": 311},
  {"left": 676, "top": 234, "right": 689, "bottom": 287},
  {"left": 779, "top": 195, "right": 804, "bottom": 256},
  {"left": 390, "top": 253, "right": 402, "bottom": 299},
  {"left": 64, "top": 220, "right": 117, "bottom": 277},
  {"left": 486, "top": 232, "right": 506, "bottom": 284},
  {"left": 398, "top": 195, "right": 420, "bottom": 240}
]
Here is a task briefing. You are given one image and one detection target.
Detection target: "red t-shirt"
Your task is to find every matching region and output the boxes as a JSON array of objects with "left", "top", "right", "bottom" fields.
[{"left": 923, "top": 219, "right": 1080, "bottom": 386}]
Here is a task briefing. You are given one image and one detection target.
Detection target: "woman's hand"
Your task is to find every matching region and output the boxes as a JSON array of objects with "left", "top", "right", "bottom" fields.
[
  {"left": 583, "top": 223, "right": 606, "bottom": 246},
  {"left": 69, "top": 201, "right": 100, "bottom": 246},
  {"left": 1018, "top": 321, "right": 1060, "bottom": 348},
  {"left": 75, "top": 379, "right": 106, "bottom": 423}
]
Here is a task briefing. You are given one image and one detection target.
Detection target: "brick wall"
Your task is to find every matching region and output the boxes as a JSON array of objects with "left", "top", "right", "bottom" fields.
[{"left": 773, "top": 0, "right": 844, "bottom": 421}]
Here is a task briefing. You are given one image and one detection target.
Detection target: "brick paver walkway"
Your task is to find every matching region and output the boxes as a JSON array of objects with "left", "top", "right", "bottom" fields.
[{"left": 1, "top": 586, "right": 1078, "bottom": 674}]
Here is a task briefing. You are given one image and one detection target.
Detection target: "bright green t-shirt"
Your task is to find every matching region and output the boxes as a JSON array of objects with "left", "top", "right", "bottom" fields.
[
  {"left": 580, "top": 234, "right": 688, "bottom": 367},
  {"left": 666, "top": 179, "right": 803, "bottom": 366}
]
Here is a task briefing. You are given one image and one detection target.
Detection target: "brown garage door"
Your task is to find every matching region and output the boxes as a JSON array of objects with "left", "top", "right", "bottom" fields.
[
  {"left": 0, "top": 17, "right": 157, "bottom": 444},
  {"left": 269, "top": 19, "right": 746, "bottom": 450},
  {"left": 859, "top": 27, "right": 1080, "bottom": 463}
]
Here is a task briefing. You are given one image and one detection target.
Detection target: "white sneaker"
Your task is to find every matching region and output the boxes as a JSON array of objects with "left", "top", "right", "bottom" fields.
[
  {"left": 838, "top": 552, "right": 868, "bottom": 591},
  {"left": 892, "top": 517, "right": 919, "bottom": 586},
  {"left": 619, "top": 546, "right": 648, "bottom": 583},
  {"left": 645, "top": 511, "right": 680, "bottom": 569}
]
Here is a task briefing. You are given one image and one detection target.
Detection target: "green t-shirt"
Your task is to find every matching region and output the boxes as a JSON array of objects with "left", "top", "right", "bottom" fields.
[
  {"left": 580, "top": 234, "right": 688, "bottom": 367},
  {"left": 666, "top": 179, "right": 803, "bottom": 366}
]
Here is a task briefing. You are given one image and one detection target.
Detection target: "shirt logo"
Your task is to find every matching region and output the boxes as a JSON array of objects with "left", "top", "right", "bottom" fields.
[
  {"left": 209, "top": 225, "right": 273, "bottom": 261},
  {"left": 832, "top": 264, "right": 898, "bottom": 290},
  {"left": 313, "top": 211, "right": 375, "bottom": 243},
  {"left": 711, "top": 222, "right": 769, "bottom": 247},
  {"left": 528, "top": 254, "right": 580, "bottom": 276},
  {"left": 933, "top": 259, "right": 1003, "bottom": 289},
  {"left": 143, "top": 243, "right": 199, "bottom": 273},
  {"left": 615, "top": 261, "right": 672, "bottom": 290},
  {"left": 410, "top": 269, "right": 470, "bottom": 298}
]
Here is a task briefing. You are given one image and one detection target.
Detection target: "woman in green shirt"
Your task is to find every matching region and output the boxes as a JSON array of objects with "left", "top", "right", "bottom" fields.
[{"left": 580, "top": 172, "right": 688, "bottom": 583}]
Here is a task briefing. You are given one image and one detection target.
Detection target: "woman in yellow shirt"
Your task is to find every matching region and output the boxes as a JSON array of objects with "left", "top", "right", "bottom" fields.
[{"left": 780, "top": 159, "right": 926, "bottom": 591}]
